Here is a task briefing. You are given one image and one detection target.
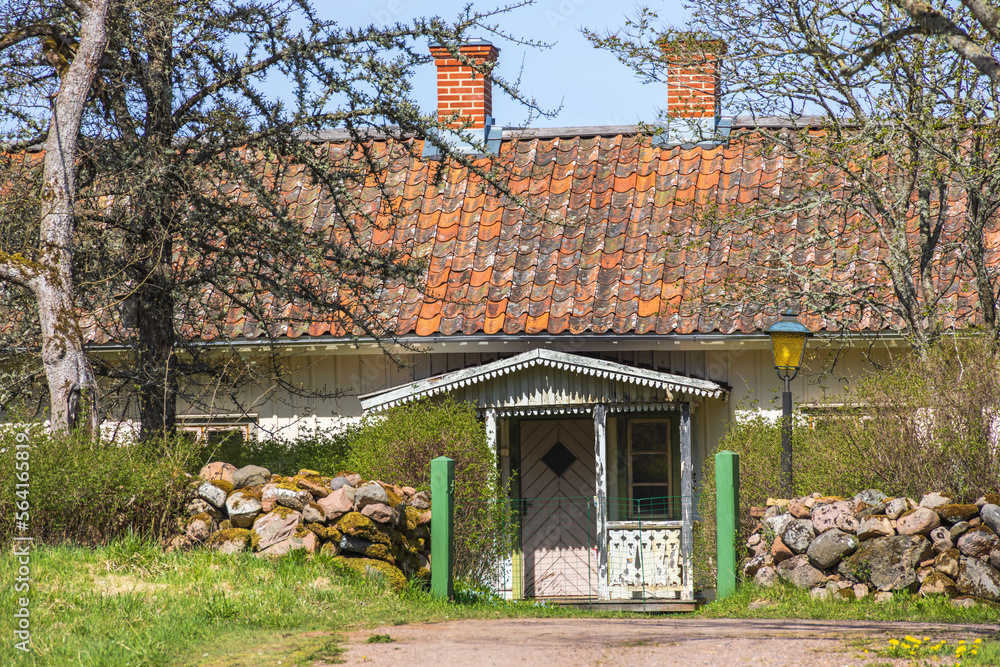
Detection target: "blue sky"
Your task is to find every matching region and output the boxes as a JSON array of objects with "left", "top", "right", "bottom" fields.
[{"left": 328, "top": 1, "right": 690, "bottom": 128}]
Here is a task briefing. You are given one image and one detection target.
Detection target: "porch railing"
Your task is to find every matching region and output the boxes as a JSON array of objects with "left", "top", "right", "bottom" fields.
[{"left": 489, "top": 494, "right": 704, "bottom": 606}]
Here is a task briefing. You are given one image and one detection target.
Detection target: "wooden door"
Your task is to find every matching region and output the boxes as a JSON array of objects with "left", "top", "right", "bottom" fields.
[{"left": 520, "top": 419, "right": 597, "bottom": 598}]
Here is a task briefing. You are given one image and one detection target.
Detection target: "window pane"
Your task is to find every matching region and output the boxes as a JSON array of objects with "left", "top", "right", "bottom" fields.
[
  {"left": 632, "top": 485, "right": 671, "bottom": 516},
  {"left": 631, "top": 422, "right": 668, "bottom": 452},
  {"left": 631, "top": 453, "right": 670, "bottom": 483}
]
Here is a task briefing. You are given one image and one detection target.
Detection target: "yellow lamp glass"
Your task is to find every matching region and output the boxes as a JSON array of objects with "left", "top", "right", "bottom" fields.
[{"left": 769, "top": 331, "right": 807, "bottom": 370}]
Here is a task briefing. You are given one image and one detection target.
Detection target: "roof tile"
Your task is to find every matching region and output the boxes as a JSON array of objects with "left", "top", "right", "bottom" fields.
[{"left": 78, "top": 127, "right": 993, "bottom": 345}]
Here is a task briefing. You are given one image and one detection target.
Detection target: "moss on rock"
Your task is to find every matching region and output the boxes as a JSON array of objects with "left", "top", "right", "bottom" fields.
[
  {"left": 936, "top": 504, "right": 979, "bottom": 521},
  {"left": 362, "top": 543, "right": 394, "bottom": 563},
  {"left": 268, "top": 505, "right": 299, "bottom": 520},
  {"left": 239, "top": 484, "right": 265, "bottom": 501},
  {"left": 404, "top": 506, "right": 423, "bottom": 531},
  {"left": 306, "top": 523, "right": 342, "bottom": 543},
  {"left": 336, "top": 512, "right": 391, "bottom": 546},
  {"left": 210, "top": 479, "right": 235, "bottom": 495},
  {"left": 296, "top": 473, "right": 330, "bottom": 486},
  {"left": 208, "top": 528, "right": 251, "bottom": 547},
  {"left": 335, "top": 556, "right": 407, "bottom": 591},
  {"left": 384, "top": 489, "right": 404, "bottom": 507}
]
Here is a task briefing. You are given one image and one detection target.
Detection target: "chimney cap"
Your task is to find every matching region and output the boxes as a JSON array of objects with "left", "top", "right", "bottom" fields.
[{"left": 429, "top": 38, "right": 499, "bottom": 50}]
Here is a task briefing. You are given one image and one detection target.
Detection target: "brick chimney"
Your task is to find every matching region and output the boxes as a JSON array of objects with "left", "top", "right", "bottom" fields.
[
  {"left": 429, "top": 40, "right": 499, "bottom": 129},
  {"left": 660, "top": 37, "right": 725, "bottom": 119}
]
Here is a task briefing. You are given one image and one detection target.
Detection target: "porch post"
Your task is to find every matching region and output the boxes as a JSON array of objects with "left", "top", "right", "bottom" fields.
[
  {"left": 593, "top": 404, "right": 609, "bottom": 600},
  {"left": 485, "top": 408, "right": 498, "bottom": 457},
  {"left": 680, "top": 402, "right": 694, "bottom": 601}
]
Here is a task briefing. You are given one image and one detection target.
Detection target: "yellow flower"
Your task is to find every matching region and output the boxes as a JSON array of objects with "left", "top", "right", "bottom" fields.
[
  {"left": 960, "top": 640, "right": 966, "bottom": 644},
  {"left": 905, "top": 635, "right": 920, "bottom": 644},
  {"left": 975, "top": 638, "right": 982, "bottom": 644},
  {"left": 889, "top": 639, "right": 900, "bottom": 646},
  {"left": 956, "top": 645, "right": 967, "bottom": 655},
  {"left": 923, "top": 636, "right": 930, "bottom": 641}
]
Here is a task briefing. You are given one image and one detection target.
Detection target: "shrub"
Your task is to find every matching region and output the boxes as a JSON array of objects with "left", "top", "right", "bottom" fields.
[
  {"left": 194, "top": 426, "right": 355, "bottom": 477},
  {"left": 817, "top": 336, "right": 1000, "bottom": 501},
  {"left": 0, "top": 427, "right": 199, "bottom": 546},
  {"left": 343, "top": 398, "right": 512, "bottom": 584}
]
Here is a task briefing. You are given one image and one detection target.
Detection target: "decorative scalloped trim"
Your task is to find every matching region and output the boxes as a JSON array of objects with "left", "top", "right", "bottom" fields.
[{"left": 362, "top": 348, "right": 725, "bottom": 412}]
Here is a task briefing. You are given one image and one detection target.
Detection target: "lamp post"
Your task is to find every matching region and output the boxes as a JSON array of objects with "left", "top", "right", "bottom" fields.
[{"left": 765, "top": 311, "right": 812, "bottom": 497}]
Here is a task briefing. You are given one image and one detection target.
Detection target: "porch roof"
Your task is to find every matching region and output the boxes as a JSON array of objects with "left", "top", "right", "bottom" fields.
[{"left": 359, "top": 348, "right": 727, "bottom": 412}]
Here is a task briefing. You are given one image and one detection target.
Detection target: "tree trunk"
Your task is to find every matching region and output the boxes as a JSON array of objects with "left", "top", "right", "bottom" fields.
[
  {"left": 136, "top": 8, "right": 178, "bottom": 440},
  {"left": 136, "top": 251, "right": 177, "bottom": 440},
  {"left": 6, "top": 0, "right": 111, "bottom": 433}
]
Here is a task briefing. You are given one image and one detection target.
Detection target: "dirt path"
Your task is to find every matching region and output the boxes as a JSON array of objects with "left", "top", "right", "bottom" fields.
[{"left": 337, "top": 617, "right": 999, "bottom": 666}]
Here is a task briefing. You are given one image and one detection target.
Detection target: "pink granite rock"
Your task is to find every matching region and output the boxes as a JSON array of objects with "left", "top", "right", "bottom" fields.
[
  {"left": 771, "top": 535, "right": 794, "bottom": 563},
  {"left": 260, "top": 483, "right": 279, "bottom": 513},
  {"left": 897, "top": 507, "right": 941, "bottom": 536},
  {"left": 258, "top": 533, "right": 306, "bottom": 557},
  {"left": 361, "top": 502, "right": 397, "bottom": 524},
  {"left": 318, "top": 488, "right": 354, "bottom": 519},
  {"left": 199, "top": 461, "right": 236, "bottom": 483},
  {"left": 811, "top": 501, "right": 856, "bottom": 534},
  {"left": 252, "top": 510, "right": 302, "bottom": 551},
  {"left": 302, "top": 502, "right": 326, "bottom": 524}
]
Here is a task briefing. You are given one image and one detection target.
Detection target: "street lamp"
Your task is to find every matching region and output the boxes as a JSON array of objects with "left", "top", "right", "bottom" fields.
[{"left": 765, "top": 310, "right": 812, "bottom": 497}]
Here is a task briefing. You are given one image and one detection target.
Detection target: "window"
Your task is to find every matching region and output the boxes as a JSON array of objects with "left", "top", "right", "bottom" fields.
[
  {"left": 629, "top": 420, "right": 673, "bottom": 517},
  {"left": 610, "top": 416, "right": 681, "bottom": 521},
  {"left": 179, "top": 415, "right": 257, "bottom": 462}
]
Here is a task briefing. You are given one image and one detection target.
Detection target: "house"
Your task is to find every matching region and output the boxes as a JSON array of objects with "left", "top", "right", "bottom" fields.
[{"left": 86, "top": 39, "right": 981, "bottom": 605}]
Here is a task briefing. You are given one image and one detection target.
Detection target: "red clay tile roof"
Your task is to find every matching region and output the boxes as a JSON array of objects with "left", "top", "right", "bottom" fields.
[{"left": 82, "top": 126, "right": 990, "bottom": 343}]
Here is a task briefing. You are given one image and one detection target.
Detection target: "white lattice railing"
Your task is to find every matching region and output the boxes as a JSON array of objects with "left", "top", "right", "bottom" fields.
[{"left": 606, "top": 525, "right": 687, "bottom": 600}]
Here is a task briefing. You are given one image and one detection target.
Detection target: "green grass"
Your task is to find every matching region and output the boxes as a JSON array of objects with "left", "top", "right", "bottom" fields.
[
  {"left": 700, "top": 580, "right": 1000, "bottom": 624},
  {"left": 9, "top": 541, "right": 1000, "bottom": 666},
  {"left": 0, "top": 539, "right": 614, "bottom": 667}
]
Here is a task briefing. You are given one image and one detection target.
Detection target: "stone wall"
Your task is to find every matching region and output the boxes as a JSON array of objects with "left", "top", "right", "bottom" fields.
[
  {"left": 743, "top": 490, "right": 1000, "bottom": 606},
  {"left": 170, "top": 462, "right": 431, "bottom": 590}
]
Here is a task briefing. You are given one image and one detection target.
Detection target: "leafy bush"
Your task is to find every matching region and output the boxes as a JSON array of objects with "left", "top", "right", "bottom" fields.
[
  {"left": 343, "top": 399, "right": 512, "bottom": 584},
  {"left": 695, "top": 335, "right": 1000, "bottom": 589},
  {"left": 0, "top": 427, "right": 199, "bottom": 546},
  {"left": 194, "top": 426, "right": 355, "bottom": 477},
  {"left": 817, "top": 337, "right": 1000, "bottom": 501}
]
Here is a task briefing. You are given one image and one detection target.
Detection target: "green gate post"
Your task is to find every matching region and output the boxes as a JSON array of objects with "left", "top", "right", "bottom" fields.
[
  {"left": 715, "top": 450, "right": 740, "bottom": 600},
  {"left": 430, "top": 456, "right": 455, "bottom": 599}
]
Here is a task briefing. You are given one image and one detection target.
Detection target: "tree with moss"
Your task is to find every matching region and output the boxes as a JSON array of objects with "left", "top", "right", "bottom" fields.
[
  {"left": 0, "top": 0, "right": 111, "bottom": 432},
  {"left": 2, "top": 0, "right": 546, "bottom": 435},
  {"left": 588, "top": 2, "right": 1000, "bottom": 354}
]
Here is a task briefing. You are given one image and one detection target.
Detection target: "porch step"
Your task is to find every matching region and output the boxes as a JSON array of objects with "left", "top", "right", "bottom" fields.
[{"left": 535, "top": 596, "right": 705, "bottom": 613}]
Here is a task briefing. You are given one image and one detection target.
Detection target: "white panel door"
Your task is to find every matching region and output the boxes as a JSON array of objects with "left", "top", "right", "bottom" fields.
[{"left": 521, "top": 419, "right": 597, "bottom": 598}]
